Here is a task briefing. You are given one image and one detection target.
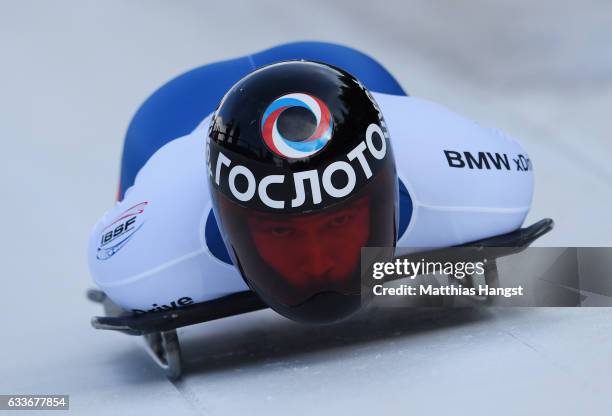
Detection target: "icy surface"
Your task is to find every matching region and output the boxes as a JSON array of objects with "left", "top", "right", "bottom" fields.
[{"left": 1, "top": 1, "right": 611, "bottom": 414}]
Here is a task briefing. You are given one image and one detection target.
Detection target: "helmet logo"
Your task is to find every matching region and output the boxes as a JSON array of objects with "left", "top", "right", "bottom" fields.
[{"left": 261, "top": 93, "right": 333, "bottom": 159}]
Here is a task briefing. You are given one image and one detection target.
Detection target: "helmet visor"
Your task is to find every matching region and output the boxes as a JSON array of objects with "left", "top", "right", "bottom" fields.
[{"left": 212, "top": 163, "right": 397, "bottom": 309}]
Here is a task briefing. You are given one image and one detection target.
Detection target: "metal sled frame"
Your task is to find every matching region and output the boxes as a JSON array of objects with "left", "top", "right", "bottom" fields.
[{"left": 88, "top": 218, "right": 553, "bottom": 379}]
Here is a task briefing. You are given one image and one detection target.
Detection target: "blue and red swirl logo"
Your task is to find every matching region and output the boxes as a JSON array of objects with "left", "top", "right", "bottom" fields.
[{"left": 261, "top": 93, "right": 333, "bottom": 159}]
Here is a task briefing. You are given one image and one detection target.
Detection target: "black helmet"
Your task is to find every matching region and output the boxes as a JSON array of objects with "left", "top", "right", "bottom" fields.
[{"left": 207, "top": 61, "right": 397, "bottom": 323}]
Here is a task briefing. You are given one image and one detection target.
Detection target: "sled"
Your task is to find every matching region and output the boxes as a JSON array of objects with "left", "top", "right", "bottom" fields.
[{"left": 88, "top": 218, "right": 553, "bottom": 380}]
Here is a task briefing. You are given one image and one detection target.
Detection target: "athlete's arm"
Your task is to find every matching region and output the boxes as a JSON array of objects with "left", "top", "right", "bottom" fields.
[
  {"left": 87, "top": 119, "right": 248, "bottom": 313},
  {"left": 372, "top": 92, "right": 533, "bottom": 248}
]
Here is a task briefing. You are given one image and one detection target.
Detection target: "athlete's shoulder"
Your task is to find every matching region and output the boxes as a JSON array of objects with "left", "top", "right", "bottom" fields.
[
  {"left": 134, "top": 129, "right": 205, "bottom": 185},
  {"left": 87, "top": 115, "right": 247, "bottom": 310},
  {"left": 372, "top": 92, "right": 525, "bottom": 151}
]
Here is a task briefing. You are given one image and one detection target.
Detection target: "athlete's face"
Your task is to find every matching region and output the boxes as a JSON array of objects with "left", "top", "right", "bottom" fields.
[{"left": 246, "top": 196, "right": 370, "bottom": 288}]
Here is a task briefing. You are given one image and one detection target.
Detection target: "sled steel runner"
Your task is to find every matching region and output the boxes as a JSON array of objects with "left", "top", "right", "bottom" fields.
[{"left": 88, "top": 218, "right": 553, "bottom": 380}]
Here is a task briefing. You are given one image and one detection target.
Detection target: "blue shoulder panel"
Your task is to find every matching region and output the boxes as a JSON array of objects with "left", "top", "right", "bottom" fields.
[{"left": 120, "top": 56, "right": 254, "bottom": 197}]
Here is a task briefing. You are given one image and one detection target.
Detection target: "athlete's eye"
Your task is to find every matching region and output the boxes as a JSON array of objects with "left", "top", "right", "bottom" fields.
[
  {"left": 270, "top": 226, "right": 294, "bottom": 238},
  {"left": 328, "top": 214, "right": 351, "bottom": 227}
]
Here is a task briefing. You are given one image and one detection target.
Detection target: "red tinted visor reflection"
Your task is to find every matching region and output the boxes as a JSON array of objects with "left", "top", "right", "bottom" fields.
[
  {"left": 216, "top": 194, "right": 371, "bottom": 306},
  {"left": 246, "top": 195, "right": 370, "bottom": 289}
]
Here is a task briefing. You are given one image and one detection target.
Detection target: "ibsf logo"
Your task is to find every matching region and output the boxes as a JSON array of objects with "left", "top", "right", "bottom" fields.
[
  {"left": 96, "top": 202, "right": 147, "bottom": 260},
  {"left": 261, "top": 93, "right": 333, "bottom": 159}
]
